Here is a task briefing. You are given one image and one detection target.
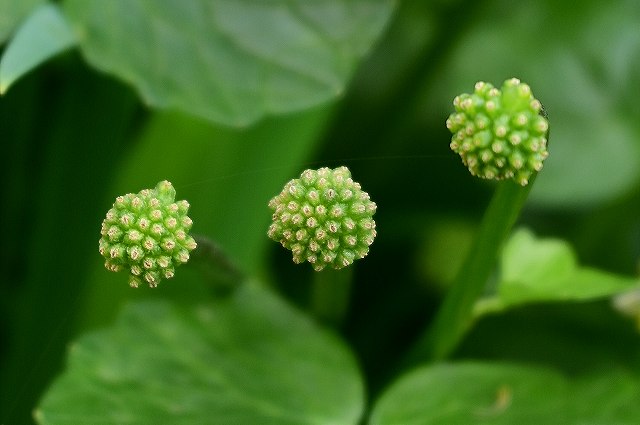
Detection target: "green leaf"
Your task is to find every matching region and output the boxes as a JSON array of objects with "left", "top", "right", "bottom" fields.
[
  {"left": 473, "top": 228, "right": 640, "bottom": 317},
  {"left": 36, "top": 283, "right": 364, "bottom": 424},
  {"left": 571, "top": 369, "right": 640, "bottom": 424},
  {"left": 369, "top": 363, "right": 640, "bottom": 425},
  {"left": 0, "top": 0, "right": 43, "bottom": 43},
  {"left": 0, "top": 3, "right": 76, "bottom": 94},
  {"left": 62, "top": 0, "right": 395, "bottom": 126},
  {"left": 369, "top": 362, "right": 569, "bottom": 425}
]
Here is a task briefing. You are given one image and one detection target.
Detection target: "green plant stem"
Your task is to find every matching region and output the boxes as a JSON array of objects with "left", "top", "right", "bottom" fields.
[
  {"left": 192, "top": 234, "right": 244, "bottom": 296},
  {"left": 406, "top": 177, "right": 536, "bottom": 364},
  {"left": 311, "top": 267, "right": 353, "bottom": 326}
]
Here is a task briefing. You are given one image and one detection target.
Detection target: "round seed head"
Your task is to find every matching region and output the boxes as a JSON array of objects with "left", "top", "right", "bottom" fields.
[
  {"left": 446, "top": 78, "right": 549, "bottom": 186},
  {"left": 268, "top": 167, "right": 377, "bottom": 271},
  {"left": 98, "top": 180, "right": 197, "bottom": 287}
]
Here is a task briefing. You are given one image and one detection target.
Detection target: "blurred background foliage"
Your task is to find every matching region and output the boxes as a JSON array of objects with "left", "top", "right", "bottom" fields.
[{"left": 1, "top": 0, "right": 640, "bottom": 423}]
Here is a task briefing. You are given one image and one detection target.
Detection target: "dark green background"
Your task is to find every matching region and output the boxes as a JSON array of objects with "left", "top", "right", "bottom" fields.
[{"left": 2, "top": 0, "right": 640, "bottom": 424}]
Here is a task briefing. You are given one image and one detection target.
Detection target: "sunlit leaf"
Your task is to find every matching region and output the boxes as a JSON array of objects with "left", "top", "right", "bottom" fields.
[
  {"left": 62, "top": 0, "right": 395, "bottom": 126},
  {"left": 36, "top": 283, "right": 364, "bottom": 425},
  {"left": 0, "top": 3, "right": 75, "bottom": 94},
  {"left": 473, "top": 228, "right": 640, "bottom": 317},
  {"left": 0, "top": 0, "right": 42, "bottom": 43}
]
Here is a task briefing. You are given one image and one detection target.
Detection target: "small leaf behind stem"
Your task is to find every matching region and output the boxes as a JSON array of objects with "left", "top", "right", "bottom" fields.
[{"left": 0, "top": 3, "right": 76, "bottom": 94}]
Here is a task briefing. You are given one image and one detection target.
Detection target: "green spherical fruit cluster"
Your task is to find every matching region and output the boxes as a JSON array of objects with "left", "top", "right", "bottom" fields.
[
  {"left": 268, "top": 166, "right": 377, "bottom": 271},
  {"left": 446, "top": 78, "right": 549, "bottom": 186},
  {"left": 99, "top": 180, "right": 197, "bottom": 288}
]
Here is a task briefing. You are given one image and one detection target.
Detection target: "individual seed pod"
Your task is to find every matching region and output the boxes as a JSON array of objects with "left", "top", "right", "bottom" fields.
[
  {"left": 446, "top": 78, "right": 549, "bottom": 186},
  {"left": 98, "top": 180, "right": 197, "bottom": 287},
  {"left": 268, "top": 166, "right": 377, "bottom": 271}
]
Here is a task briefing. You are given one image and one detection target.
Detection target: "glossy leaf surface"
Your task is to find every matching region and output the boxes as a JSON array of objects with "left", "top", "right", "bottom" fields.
[
  {"left": 0, "top": 4, "right": 75, "bottom": 94},
  {"left": 63, "top": 0, "right": 395, "bottom": 126},
  {"left": 37, "top": 283, "right": 364, "bottom": 424}
]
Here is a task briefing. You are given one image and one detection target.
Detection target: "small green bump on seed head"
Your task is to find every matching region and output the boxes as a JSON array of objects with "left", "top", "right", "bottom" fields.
[
  {"left": 98, "top": 180, "right": 197, "bottom": 288},
  {"left": 446, "top": 78, "right": 549, "bottom": 186},
  {"left": 268, "top": 166, "right": 377, "bottom": 271}
]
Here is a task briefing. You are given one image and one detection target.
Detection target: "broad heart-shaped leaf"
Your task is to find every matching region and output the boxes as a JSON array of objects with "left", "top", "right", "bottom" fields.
[
  {"left": 369, "top": 362, "right": 569, "bottom": 425},
  {"left": 473, "top": 228, "right": 640, "bottom": 317},
  {"left": 36, "top": 282, "right": 364, "bottom": 424},
  {"left": 62, "top": 0, "right": 395, "bottom": 127},
  {"left": 0, "top": 3, "right": 76, "bottom": 94},
  {"left": 369, "top": 362, "right": 640, "bottom": 425},
  {"left": 0, "top": 0, "right": 43, "bottom": 43}
]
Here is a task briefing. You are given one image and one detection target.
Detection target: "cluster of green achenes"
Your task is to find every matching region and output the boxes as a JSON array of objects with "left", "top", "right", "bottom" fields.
[
  {"left": 446, "top": 78, "right": 549, "bottom": 186},
  {"left": 267, "top": 166, "right": 377, "bottom": 271},
  {"left": 99, "top": 180, "right": 197, "bottom": 288}
]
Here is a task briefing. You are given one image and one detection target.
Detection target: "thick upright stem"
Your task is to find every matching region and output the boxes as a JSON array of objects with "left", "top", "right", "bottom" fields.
[{"left": 406, "top": 177, "right": 535, "bottom": 364}]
